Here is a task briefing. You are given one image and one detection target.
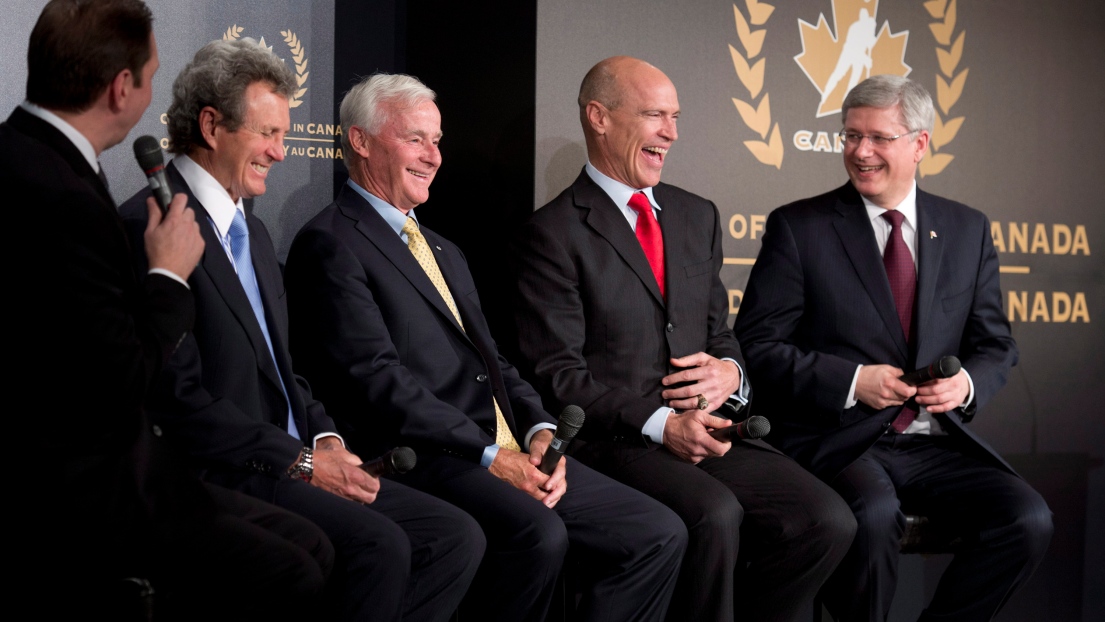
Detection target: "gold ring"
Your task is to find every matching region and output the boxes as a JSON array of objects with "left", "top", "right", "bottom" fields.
[{"left": 696, "top": 394, "right": 709, "bottom": 410}]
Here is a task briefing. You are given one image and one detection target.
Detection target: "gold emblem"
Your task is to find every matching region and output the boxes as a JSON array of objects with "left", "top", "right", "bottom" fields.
[
  {"left": 223, "top": 25, "right": 310, "bottom": 109},
  {"left": 728, "top": 0, "right": 782, "bottom": 169},
  {"left": 918, "top": 0, "right": 968, "bottom": 177}
]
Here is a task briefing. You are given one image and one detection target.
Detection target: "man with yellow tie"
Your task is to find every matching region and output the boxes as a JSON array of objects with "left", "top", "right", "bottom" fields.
[{"left": 284, "top": 73, "right": 687, "bottom": 622}]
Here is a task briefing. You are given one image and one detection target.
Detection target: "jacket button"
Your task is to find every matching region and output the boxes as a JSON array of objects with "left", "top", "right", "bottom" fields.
[
  {"left": 476, "top": 374, "right": 488, "bottom": 382},
  {"left": 151, "top": 424, "right": 162, "bottom": 437},
  {"left": 665, "top": 322, "right": 675, "bottom": 332}
]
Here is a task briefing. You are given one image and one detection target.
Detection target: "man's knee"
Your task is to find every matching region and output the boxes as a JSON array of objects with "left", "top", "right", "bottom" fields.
[
  {"left": 1009, "top": 488, "right": 1053, "bottom": 562},
  {"left": 686, "top": 492, "right": 743, "bottom": 541}
]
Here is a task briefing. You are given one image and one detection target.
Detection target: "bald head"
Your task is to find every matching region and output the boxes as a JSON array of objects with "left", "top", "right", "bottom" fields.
[{"left": 578, "top": 56, "right": 679, "bottom": 189}]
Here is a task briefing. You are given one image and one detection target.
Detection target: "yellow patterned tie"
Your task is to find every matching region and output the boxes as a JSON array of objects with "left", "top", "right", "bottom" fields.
[{"left": 401, "top": 218, "right": 521, "bottom": 452}]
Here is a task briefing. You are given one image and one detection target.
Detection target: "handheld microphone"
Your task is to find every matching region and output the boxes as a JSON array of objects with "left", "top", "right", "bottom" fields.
[
  {"left": 360, "top": 447, "right": 417, "bottom": 477},
  {"left": 539, "top": 405, "right": 585, "bottom": 475},
  {"left": 899, "top": 356, "right": 961, "bottom": 386},
  {"left": 709, "top": 415, "right": 771, "bottom": 442},
  {"left": 133, "top": 135, "right": 172, "bottom": 214}
]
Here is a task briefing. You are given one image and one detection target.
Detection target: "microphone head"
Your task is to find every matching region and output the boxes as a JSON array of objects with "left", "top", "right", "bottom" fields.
[
  {"left": 389, "top": 447, "right": 417, "bottom": 474},
  {"left": 745, "top": 416, "right": 771, "bottom": 439},
  {"left": 133, "top": 135, "right": 164, "bottom": 172},
  {"left": 936, "top": 356, "right": 962, "bottom": 379},
  {"left": 556, "top": 405, "right": 586, "bottom": 439}
]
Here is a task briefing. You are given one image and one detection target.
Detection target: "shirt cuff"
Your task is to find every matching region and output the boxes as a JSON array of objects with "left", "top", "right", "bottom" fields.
[
  {"left": 523, "top": 423, "right": 557, "bottom": 451},
  {"left": 311, "top": 432, "right": 345, "bottom": 448},
  {"left": 148, "top": 267, "right": 190, "bottom": 289},
  {"left": 722, "top": 358, "right": 750, "bottom": 405},
  {"left": 642, "top": 407, "right": 674, "bottom": 444},
  {"left": 845, "top": 365, "right": 862, "bottom": 409},
  {"left": 480, "top": 444, "right": 500, "bottom": 468},
  {"left": 961, "top": 368, "right": 975, "bottom": 408}
]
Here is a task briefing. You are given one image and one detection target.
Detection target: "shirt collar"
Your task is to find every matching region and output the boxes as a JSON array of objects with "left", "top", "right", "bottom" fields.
[
  {"left": 862, "top": 181, "right": 918, "bottom": 231},
  {"left": 585, "top": 162, "right": 660, "bottom": 212},
  {"left": 174, "top": 154, "right": 244, "bottom": 239},
  {"left": 21, "top": 101, "right": 99, "bottom": 173},
  {"left": 347, "top": 178, "right": 416, "bottom": 237}
]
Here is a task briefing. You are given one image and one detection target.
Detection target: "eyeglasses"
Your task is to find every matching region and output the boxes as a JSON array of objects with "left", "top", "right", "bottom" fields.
[{"left": 838, "top": 130, "right": 918, "bottom": 147}]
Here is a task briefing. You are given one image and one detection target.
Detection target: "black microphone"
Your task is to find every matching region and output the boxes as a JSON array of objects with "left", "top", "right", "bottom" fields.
[
  {"left": 709, "top": 415, "right": 771, "bottom": 441},
  {"left": 539, "top": 405, "right": 585, "bottom": 475},
  {"left": 899, "top": 356, "right": 961, "bottom": 386},
  {"left": 360, "top": 447, "right": 417, "bottom": 477},
  {"left": 133, "top": 135, "right": 172, "bottom": 214}
]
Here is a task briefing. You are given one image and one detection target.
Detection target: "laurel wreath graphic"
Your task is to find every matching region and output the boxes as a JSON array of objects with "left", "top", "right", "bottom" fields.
[
  {"left": 222, "top": 25, "right": 309, "bottom": 109},
  {"left": 729, "top": 0, "right": 782, "bottom": 169},
  {"left": 919, "top": 0, "right": 966, "bottom": 177}
]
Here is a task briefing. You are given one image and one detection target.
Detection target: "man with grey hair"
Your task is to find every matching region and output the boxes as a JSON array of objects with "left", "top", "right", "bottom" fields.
[
  {"left": 285, "top": 72, "right": 688, "bottom": 622},
  {"left": 735, "top": 74, "right": 1052, "bottom": 621},
  {"left": 120, "top": 40, "right": 482, "bottom": 622}
]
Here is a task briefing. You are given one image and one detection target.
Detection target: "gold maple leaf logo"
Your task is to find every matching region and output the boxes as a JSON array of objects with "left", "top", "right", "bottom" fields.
[{"left": 795, "top": 0, "right": 911, "bottom": 117}]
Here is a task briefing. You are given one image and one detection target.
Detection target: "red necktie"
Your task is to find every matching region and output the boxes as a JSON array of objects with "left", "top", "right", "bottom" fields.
[
  {"left": 881, "top": 210, "right": 918, "bottom": 432},
  {"left": 628, "top": 192, "right": 665, "bottom": 298}
]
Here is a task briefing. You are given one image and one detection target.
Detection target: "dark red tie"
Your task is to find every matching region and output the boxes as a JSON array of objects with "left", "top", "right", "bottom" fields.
[
  {"left": 628, "top": 192, "right": 665, "bottom": 298},
  {"left": 881, "top": 210, "right": 918, "bottom": 432}
]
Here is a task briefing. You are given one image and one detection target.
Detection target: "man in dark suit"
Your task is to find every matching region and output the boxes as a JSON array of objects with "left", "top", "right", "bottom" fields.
[
  {"left": 734, "top": 75, "right": 1052, "bottom": 621},
  {"left": 119, "top": 41, "right": 482, "bottom": 622},
  {"left": 510, "top": 56, "right": 855, "bottom": 622},
  {"left": 284, "top": 72, "right": 688, "bottom": 622},
  {"left": 8, "top": 1, "right": 335, "bottom": 618}
]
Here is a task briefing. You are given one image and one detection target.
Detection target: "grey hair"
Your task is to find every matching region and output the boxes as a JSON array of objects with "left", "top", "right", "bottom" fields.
[
  {"left": 841, "top": 74, "right": 935, "bottom": 134},
  {"left": 166, "top": 38, "right": 296, "bottom": 155},
  {"left": 339, "top": 73, "right": 436, "bottom": 154}
]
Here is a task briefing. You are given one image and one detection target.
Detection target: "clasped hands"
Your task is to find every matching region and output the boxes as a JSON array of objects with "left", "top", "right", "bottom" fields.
[
  {"left": 855, "top": 364, "right": 970, "bottom": 413},
  {"left": 659, "top": 352, "right": 743, "bottom": 464}
]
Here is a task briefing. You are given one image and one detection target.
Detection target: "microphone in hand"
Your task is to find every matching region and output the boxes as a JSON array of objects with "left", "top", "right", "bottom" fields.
[
  {"left": 539, "top": 405, "right": 585, "bottom": 475},
  {"left": 899, "top": 356, "right": 961, "bottom": 387},
  {"left": 709, "top": 415, "right": 771, "bottom": 442},
  {"left": 360, "top": 447, "right": 417, "bottom": 477}
]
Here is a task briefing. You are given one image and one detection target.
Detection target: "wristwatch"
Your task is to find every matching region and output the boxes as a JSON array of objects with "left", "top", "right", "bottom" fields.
[{"left": 287, "top": 447, "right": 314, "bottom": 483}]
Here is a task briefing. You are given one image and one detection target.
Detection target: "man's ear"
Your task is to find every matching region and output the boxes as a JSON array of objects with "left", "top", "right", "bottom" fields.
[
  {"left": 348, "top": 125, "right": 373, "bottom": 159},
  {"left": 198, "top": 106, "right": 222, "bottom": 150},
  {"left": 105, "top": 69, "right": 132, "bottom": 113},
  {"left": 912, "top": 129, "right": 931, "bottom": 164},
  {"left": 585, "top": 101, "right": 608, "bottom": 136}
]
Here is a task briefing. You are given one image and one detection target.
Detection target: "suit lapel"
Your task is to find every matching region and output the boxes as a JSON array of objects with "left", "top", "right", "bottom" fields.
[
  {"left": 831, "top": 185, "right": 909, "bottom": 359},
  {"left": 574, "top": 173, "right": 665, "bottom": 306},
  {"left": 173, "top": 164, "right": 286, "bottom": 395},
  {"left": 339, "top": 186, "right": 470, "bottom": 337},
  {"left": 913, "top": 188, "right": 946, "bottom": 361}
]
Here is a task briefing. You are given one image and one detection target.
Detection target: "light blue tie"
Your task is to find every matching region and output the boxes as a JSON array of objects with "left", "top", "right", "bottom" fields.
[{"left": 228, "top": 210, "right": 301, "bottom": 440}]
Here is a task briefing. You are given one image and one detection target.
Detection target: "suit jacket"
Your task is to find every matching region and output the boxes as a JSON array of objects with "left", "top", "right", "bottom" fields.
[
  {"left": 511, "top": 169, "right": 744, "bottom": 446},
  {"left": 284, "top": 184, "right": 554, "bottom": 463},
  {"left": 3, "top": 107, "right": 199, "bottom": 564},
  {"left": 733, "top": 182, "right": 1018, "bottom": 480},
  {"left": 119, "top": 162, "right": 337, "bottom": 482}
]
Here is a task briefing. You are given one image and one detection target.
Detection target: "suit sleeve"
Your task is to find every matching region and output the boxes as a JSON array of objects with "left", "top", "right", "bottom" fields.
[
  {"left": 286, "top": 227, "right": 502, "bottom": 462},
  {"left": 956, "top": 215, "right": 1018, "bottom": 416},
  {"left": 512, "top": 219, "right": 667, "bottom": 436},
  {"left": 702, "top": 199, "right": 746, "bottom": 369},
  {"left": 734, "top": 209, "right": 859, "bottom": 415}
]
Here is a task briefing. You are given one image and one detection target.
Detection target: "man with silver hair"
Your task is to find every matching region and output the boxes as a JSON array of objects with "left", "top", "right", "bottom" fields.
[
  {"left": 120, "top": 41, "right": 482, "bottom": 622},
  {"left": 735, "top": 74, "right": 1052, "bottom": 621},
  {"left": 285, "top": 72, "right": 688, "bottom": 622}
]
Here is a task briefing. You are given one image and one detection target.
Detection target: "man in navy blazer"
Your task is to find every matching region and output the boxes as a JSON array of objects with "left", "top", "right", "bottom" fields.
[
  {"left": 734, "top": 75, "right": 1052, "bottom": 621},
  {"left": 284, "top": 73, "right": 687, "bottom": 622},
  {"left": 510, "top": 56, "right": 855, "bottom": 622},
  {"left": 120, "top": 40, "right": 482, "bottom": 622}
]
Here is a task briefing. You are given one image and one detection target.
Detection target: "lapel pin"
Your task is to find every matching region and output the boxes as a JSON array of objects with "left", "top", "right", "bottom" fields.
[
  {"left": 436, "top": 245, "right": 442, "bottom": 250},
  {"left": 929, "top": 231, "right": 937, "bottom": 239}
]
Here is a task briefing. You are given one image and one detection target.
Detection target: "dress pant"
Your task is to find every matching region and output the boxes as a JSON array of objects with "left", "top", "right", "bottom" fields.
[
  {"left": 823, "top": 433, "right": 1053, "bottom": 622},
  {"left": 403, "top": 455, "right": 688, "bottom": 622},
  {"left": 211, "top": 471, "right": 485, "bottom": 622},
  {"left": 573, "top": 439, "right": 857, "bottom": 622}
]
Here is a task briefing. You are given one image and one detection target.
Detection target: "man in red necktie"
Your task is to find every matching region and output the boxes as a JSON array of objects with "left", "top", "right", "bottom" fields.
[
  {"left": 512, "top": 56, "right": 856, "bottom": 622},
  {"left": 735, "top": 74, "right": 1052, "bottom": 621}
]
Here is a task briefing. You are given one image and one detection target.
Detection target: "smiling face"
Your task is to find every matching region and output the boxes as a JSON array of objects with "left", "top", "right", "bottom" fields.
[
  {"left": 352, "top": 99, "right": 442, "bottom": 213},
  {"left": 587, "top": 60, "right": 679, "bottom": 189},
  {"left": 202, "top": 81, "right": 290, "bottom": 202},
  {"left": 842, "top": 104, "right": 929, "bottom": 209}
]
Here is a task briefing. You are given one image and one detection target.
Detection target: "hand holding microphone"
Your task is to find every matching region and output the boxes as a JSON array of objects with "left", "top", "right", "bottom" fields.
[
  {"left": 539, "top": 405, "right": 585, "bottom": 475},
  {"left": 899, "top": 356, "right": 961, "bottom": 386},
  {"left": 133, "top": 135, "right": 173, "bottom": 214}
]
